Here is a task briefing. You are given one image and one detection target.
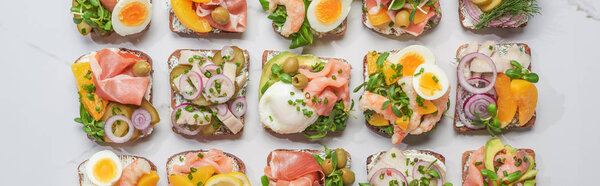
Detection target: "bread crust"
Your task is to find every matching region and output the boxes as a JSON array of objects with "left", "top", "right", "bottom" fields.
[
  {"left": 78, "top": 155, "right": 157, "bottom": 186},
  {"left": 166, "top": 150, "right": 246, "bottom": 184},
  {"left": 361, "top": 1, "right": 442, "bottom": 37},
  {"left": 365, "top": 150, "right": 446, "bottom": 175},
  {"left": 458, "top": 0, "right": 528, "bottom": 29},
  {"left": 461, "top": 149, "right": 536, "bottom": 183},
  {"left": 168, "top": 49, "right": 250, "bottom": 136},
  {"left": 453, "top": 43, "right": 536, "bottom": 132}
]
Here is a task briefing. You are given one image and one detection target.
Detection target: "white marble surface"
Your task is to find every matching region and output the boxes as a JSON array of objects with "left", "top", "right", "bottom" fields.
[{"left": 0, "top": 0, "right": 599, "bottom": 185}]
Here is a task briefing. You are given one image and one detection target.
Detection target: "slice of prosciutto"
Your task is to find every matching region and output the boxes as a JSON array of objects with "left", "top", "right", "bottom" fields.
[
  {"left": 299, "top": 59, "right": 351, "bottom": 116},
  {"left": 264, "top": 150, "right": 324, "bottom": 186},
  {"left": 89, "top": 49, "right": 150, "bottom": 105},
  {"left": 195, "top": 0, "right": 247, "bottom": 32},
  {"left": 365, "top": 0, "right": 439, "bottom": 36}
]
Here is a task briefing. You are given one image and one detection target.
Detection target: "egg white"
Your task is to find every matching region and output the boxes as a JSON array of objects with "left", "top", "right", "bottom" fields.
[
  {"left": 85, "top": 150, "right": 123, "bottom": 186},
  {"left": 412, "top": 63, "right": 449, "bottom": 100},
  {"left": 307, "top": 0, "right": 352, "bottom": 32},
  {"left": 387, "top": 45, "right": 436, "bottom": 65},
  {"left": 259, "top": 82, "right": 318, "bottom": 134},
  {"left": 112, "top": 0, "right": 152, "bottom": 36}
]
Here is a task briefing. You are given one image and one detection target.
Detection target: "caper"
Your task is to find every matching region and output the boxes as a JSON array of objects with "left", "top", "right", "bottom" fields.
[
  {"left": 321, "top": 158, "right": 334, "bottom": 175},
  {"left": 282, "top": 57, "right": 299, "bottom": 75},
  {"left": 395, "top": 10, "right": 410, "bottom": 27},
  {"left": 340, "top": 168, "right": 355, "bottom": 185},
  {"left": 335, "top": 149, "right": 347, "bottom": 168},
  {"left": 133, "top": 61, "right": 151, "bottom": 77},
  {"left": 211, "top": 6, "right": 230, "bottom": 25},
  {"left": 292, "top": 74, "right": 308, "bottom": 89}
]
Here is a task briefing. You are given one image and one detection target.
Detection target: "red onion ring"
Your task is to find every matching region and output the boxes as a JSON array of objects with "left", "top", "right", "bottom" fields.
[
  {"left": 462, "top": 94, "right": 496, "bottom": 129},
  {"left": 179, "top": 71, "right": 204, "bottom": 100},
  {"left": 200, "top": 63, "right": 219, "bottom": 74},
  {"left": 215, "top": 104, "right": 228, "bottom": 116},
  {"left": 104, "top": 115, "right": 134, "bottom": 143},
  {"left": 370, "top": 168, "right": 408, "bottom": 186},
  {"left": 457, "top": 52, "right": 497, "bottom": 94},
  {"left": 412, "top": 161, "right": 445, "bottom": 186},
  {"left": 229, "top": 96, "right": 247, "bottom": 118},
  {"left": 220, "top": 46, "right": 235, "bottom": 61},
  {"left": 203, "top": 74, "right": 235, "bottom": 104},
  {"left": 171, "top": 103, "right": 201, "bottom": 136},
  {"left": 464, "top": 0, "right": 482, "bottom": 23},
  {"left": 131, "top": 109, "right": 151, "bottom": 130}
]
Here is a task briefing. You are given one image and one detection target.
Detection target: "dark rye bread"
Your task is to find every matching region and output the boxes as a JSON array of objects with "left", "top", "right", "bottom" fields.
[
  {"left": 166, "top": 150, "right": 246, "bottom": 179},
  {"left": 168, "top": 8, "right": 244, "bottom": 36},
  {"left": 271, "top": 19, "right": 348, "bottom": 38},
  {"left": 366, "top": 150, "right": 445, "bottom": 173},
  {"left": 361, "top": 1, "right": 442, "bottom": 37},
  {"left": 78, "top": 155, "right": 157, "bottom": 185},
  {"left": 458, "top": 0, "right": 528, "bottom": 29},
  {"left": 74, "top": 48, "right": 155, "bottom": 143},
  {"left": 461, "top": 149, "right": 536, "bottom": 183},
  {"left": 260, "top": 50, "right": 350, "bottom": 136},
  {"left": 453, "top": 43, "right": 536, "bottom": 132},
  {"left": 168, "top": 49, "right": 250, "bottom": 136},
  {"left": 266, "top": 149, "right": 352, "bottom": 184}
]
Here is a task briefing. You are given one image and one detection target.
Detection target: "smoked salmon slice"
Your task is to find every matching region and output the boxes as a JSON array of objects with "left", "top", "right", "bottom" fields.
[
  {"left": 264, "top": 151, "right": 324, "bottom": 186},
  {"left": 172, "top": 149, "right": 233, "bottom": 174},
  {"left": 299, "top": 59, "right": 351, "bottom": 116}
]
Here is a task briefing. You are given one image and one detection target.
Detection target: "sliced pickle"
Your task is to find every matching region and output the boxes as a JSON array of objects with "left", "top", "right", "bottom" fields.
[{"left": 170, "top": 64, "right": 192, "bottom": 93}]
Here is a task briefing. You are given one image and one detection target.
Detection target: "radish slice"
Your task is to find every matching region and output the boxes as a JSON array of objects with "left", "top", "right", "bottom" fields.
[
  {"left": 229, "top": 96, "right": 247, "bottom": 117},
  {"left": 104, "top": 115, "right": 134, "bottom": 143}
]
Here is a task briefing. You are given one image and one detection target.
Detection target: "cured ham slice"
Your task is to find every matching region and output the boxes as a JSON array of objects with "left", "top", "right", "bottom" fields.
[
  {"left": 172, "top": 149, "right": 233, "bottom": 174},
  {"left": 299, "top": 59, "right": 351, "bottom": 116},
  {"left": 196, "top": 0, "right": 247, "bottom": 32},
  {"left": 365, "top": 0, "right": 391, "bottom": 15},
  {"left": 89, "top": 49, "right": 150, "bottom": 105},
  {"left": 403, "top": 3, "right": 438, "bottom": 36},
  {"left": 264, "top": 151, "right": 324, "bottom": 186},
  {"left": 364, "top": 0, "right": 439, "bottom": 36}
]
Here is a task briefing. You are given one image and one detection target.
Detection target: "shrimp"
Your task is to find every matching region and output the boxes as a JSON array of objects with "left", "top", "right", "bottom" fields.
[
  {"left": 358, "top": 91, "right": 398, "bottom": 121},
  {"left": 268, "top": 0, "right": 305, "bottom": 37},
  {"left": 410, "top": 87, "right": 450, "bottom": 135},
  {"left": 397, "top": 77, "right": 422, "bottom": 132},
  {"left": 115, "top": 158, "right": 151, "bottom": 186},
  {"left": 391, "top": 125, "right": 407, "bottom": 145}
]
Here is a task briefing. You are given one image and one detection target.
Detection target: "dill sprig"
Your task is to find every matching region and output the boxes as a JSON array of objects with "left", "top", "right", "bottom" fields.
[{"left": 475, "top": 0, "right": 540, "bottom": 29}]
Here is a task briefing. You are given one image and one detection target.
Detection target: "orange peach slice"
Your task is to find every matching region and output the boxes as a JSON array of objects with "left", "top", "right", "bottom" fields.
[
  {"left": 510, "top": 79, "right": 538, "bottom": 126},
  {"left": 171, "top": 0, "right": 212, "bottom": 33},
  {"left": 495, "top": 73, "right": 517, "bottom": 128}
]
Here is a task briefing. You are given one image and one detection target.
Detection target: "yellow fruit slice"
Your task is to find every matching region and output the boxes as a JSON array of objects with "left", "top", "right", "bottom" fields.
[
  {"left": 368, "top": 113, "right": 390, "bottom": 126},
  {"left": 480, "top": 0, "right": 502, "bottom": 12},
  {"left": 495, "top": 74, "right": 517, "bottom": 128},
  {"left": 366, "top": 51, "right": 380, "bottom": 75},
  {"left": 169, "top": 174, "right": 194, "bottom": 186},
  {"left": 368, "top": 9, "right": 392, "bottom": 26},
  {"left": 395, "top": 118, "right": 409, "bottom": 131},
  {"left": 171, "top": 0, "right": 212, "bottom": 33},
  {"left": 190, "top": 166, "right": 215, "bottom": 186},
  {"left": 413, "top": 6, "right": 431, "bottom": 24},
  {"left": 226, "top": 172, "right": 251, "bottom": 186},
  {"left": 382, "top": 61, "right": 400, "bottom": 85},
  {"left": 137, "top": 171, "right": 159, "bottom": 186},
  {"left": 471, "top": 0, "right": 492, "bottom": 6},
  {"left": 510, "top": 79, "right": 538, "bottom": 126},
  {"left": 204, "top": 174, "right": 243, "bottom": 186},
  {"left": 417, "top": 100, "right": 438, "bottom": 115},
  {"left": 71, "top": 62, "right": 108, "bottom": 121}
]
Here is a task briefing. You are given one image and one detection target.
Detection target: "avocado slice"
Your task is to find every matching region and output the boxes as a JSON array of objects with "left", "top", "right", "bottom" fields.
[
  {"left": 523, "top": 180, "right": 536, "bottom": 186},
  {"left": 504, "top": 145, "right": 518, "bottom": 155},
  {"left": 258, "top": 52, "right": 322, "bottom": 99},
  {"left": 513, "top": 155, "right": 537, "bottom": 184},
  {"left": 484, "top": 138, "right": 505, "bottom": 171}
]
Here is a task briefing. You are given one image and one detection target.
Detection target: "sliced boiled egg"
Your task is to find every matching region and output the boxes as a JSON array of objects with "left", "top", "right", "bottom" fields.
[
  {"left": 259, "top": 82, "right": 318, "bottom": 134},
  {"left": 306, "top": 0, "right": 352, "bottom": 32},
  {"left": 412, "top": 63, "right": 449, "bottom": 100},
  {"left": 86, "top": 150, "right": 123, "bottom": 186},
  {"left": 387, "top": 45, "right": 436, "bottom": 76},
  {"left": 112, "top": 0, "right": 152, "bottom": 36}
]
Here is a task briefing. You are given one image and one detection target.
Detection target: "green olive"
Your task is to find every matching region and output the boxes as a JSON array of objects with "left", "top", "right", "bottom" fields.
[
  {"left": 395, "top": 10, "right": 410, "bottom": 27},
  {"left": 133, "top": 61, "right": 151, "bottom": 77},
  {"left": 292, "top": 74, "right": 308, "bottom": 89},
  {"left": 321, "top": 158, "right": 334, "bottom": 175},
  {"left": 282, "top": 57, "right": 299, "bottom": 75},
  {"left": 211, "top": 6, "right": 230, "bottom": 25},
  {"left": 340, "top": 168, "right": 355, "bottom": 185},
  {"left": 335, "top": 149, "right": 348, "bottom": 169}
]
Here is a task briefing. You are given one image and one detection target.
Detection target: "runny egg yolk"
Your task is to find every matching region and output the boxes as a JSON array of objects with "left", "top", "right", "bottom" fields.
[
  {"left": 119, "top": 1, "right": 148, "bottom": 26},
  {"left": 92, "top": 158, "right": 118, "bottom": 183},
  {"left": 399, "top": 52, "right": 425, "bottom": 76},
  {"left": 315, "top": 0, "right": 342, "bottom": 24},
  {"left": 419, "top": 72, "right": 442, "bottom": 97}
]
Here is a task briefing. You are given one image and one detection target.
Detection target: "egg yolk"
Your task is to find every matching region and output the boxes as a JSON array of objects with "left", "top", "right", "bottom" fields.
[
  {"left": 119, "top": 2, "right": 148, "bottom": 27},
  {"left": 315, "top": 0, "right": 342, "bottom": 24},
  {"left": 418, "top": 72, "right": 442, "bottom": 97},
  {"left": 399, "top": 52, "right": 425, "bottom": 76},
  {"left": 92, "top": 158, "right": 118, "bottom": 183}
]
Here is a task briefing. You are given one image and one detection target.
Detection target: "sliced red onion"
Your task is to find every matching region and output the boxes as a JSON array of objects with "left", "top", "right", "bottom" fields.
[
  {"left": 200, "top": 63, "right": 219, "bottom": 74},
  {"left": 370, "top": 168, "right": 408, "bottom": 186},
  {"left": 412, "top": 161, "right": 445, "bottom": 186},
  {"left": 458, "top": 52, "right": 497, "bottom": 94},
  {"left": 464, "top": 0, "right": 482, "bottom": 23},
  {"left": 215, "top": 104, "right": 228, "bottom": 116},
  {"left": 229, "top": 96, "right": 247, "bottom": 118},
  {"left": 179, "top": 71, "right": 203, "bottom": 100},
  {"left": 131, "top": 109, "right": 151, "bottom": 130},
  {"left": 462, "top": 93, "right": 496, "bottom": 129},
  {"left": 104, "top": 115, "right": 134, "bottom": 143},
  {"left": 203, "top": 74, "right": 235, "bottom": 104},
  {"left": 220, "top": 46, "right": 235, "bottom": 61},
  {"left": 171, "top": 103, "right": 201, "bottom": 136}
]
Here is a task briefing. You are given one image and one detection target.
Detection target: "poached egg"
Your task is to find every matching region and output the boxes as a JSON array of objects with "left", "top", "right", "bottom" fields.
[{"left": 259, "top": 82, "right": 318, "bottom": 134}]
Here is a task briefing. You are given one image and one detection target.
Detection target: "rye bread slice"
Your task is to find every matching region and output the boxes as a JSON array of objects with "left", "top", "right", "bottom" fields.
[
  {"left": 265, "top": 149, "right": 353, "bottom": 184},
  {"left": 74, "top": 48, "right": 155, "bottom": 143},
  {"left": 78, "top": 155, "right": 157, "bottom": 186},
  {"left": 168, "top": 49, "right": 250, "bottom": 136},
  {"left": 361, "top": 1, "right": 442, "bottom": 37},
  {"left": 458, "top": 0, "right": 528, "bottom": 30},
  {"left": 168, "top": 7, "right": 245, "bottom": 36},
  {"left": 461, "top": 149, "right": 536, "bottom": 183},
  {"left": 366, "top": 150, "right": 446, "bottom": 174},
  {"left": 260, "top": 50, "right": 350, "bottom": 136},
  {"left": 453, "top": 43, "right": 536, "bottom": 133},
  {"left": 165, "top": 150, "right": 246, "bottom": 181}
]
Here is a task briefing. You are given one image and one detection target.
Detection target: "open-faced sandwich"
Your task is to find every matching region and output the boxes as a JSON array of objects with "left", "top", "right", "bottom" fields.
[
  {"left": 71, "top": 48, "right": 160, "bottom": 144},
  {"left": 363, "top": 147, "right": 449, "bottom": 186},
  {"left": 356, "top": 45, "right": 450, "bottom": 145},
  {"left": 169, "top": 46, "right": 249, "bottom": 137},
  {"left": 362, "top": 0, "right": 441, "bottom": 37},
  {"left": 463, "top": 138, "right": 538, "bottom": 186},
  {"left": 70, "top": 0, "right": 153, "bottom": 36},
  {"left": 258, "top": 0, "right": 351, "bottom": 48},
  {"left": 78, "top": 150, "right": 159, "bottom": 186},
  {"left": 259, "top": 51, "right": 353, "bottom": 138},
  {"left": 455, "top": 41, "right": 538, "bottom": 136},
  {"left": 459, "top": 0, "right": 540, "bottom": 29},
  {"left": 169, "top": 0, "right": 247, "bottom": 36},
  {"left": 262, "top": 146, "right": 355, "bottom": 185},
  {"left": 167, "top": 149, "right": 250, "bottom": 186}
]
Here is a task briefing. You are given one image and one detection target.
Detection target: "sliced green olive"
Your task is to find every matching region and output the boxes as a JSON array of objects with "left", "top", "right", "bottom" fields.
[
  {"left": 133, "top": 61, "right": 151, "bottom": 77},
  {"left": 292, "top": 74, "right": 308, "bottom": 89},
  {"left": 321, "top": 158, "right": 334, "bottom": 175},
  {"left": 282, "top": 57, "right": 299, "bottom": 75},
  {"left": 340, "top": 168, "right": 355, "bottom": 185},
  {"left": 169, "top": 65, "right": 192, "bottom": 93},
  {"left": 211, "top": 6, "right": 230, "bottom": 25},
  {"left": 212, "top": 46, "right": 246, "bottom": 75},
  {"left": 335, "top": 149, "right": 348, "bottom": 168}
]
